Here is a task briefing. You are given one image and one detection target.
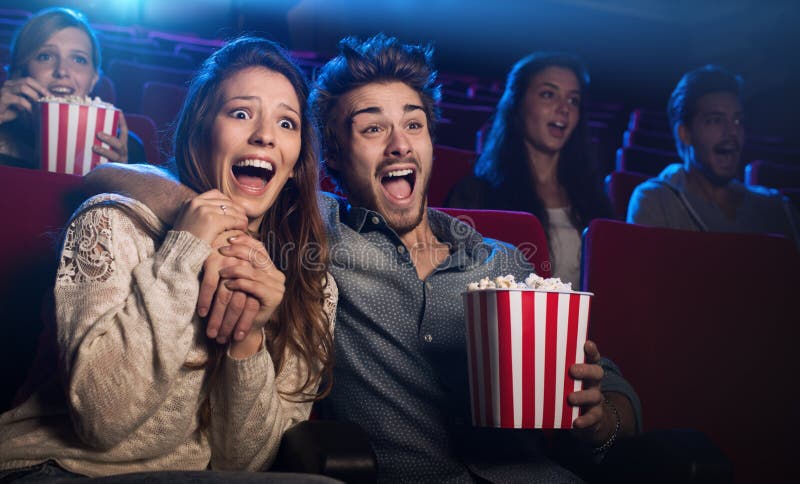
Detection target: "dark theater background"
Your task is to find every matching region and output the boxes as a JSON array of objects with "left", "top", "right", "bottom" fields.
[
  {"left": 2, "top": 0, "right": 799, "bottom": 148},
  {"left": 1, "top": 2, "right": 800, "bottom": 482}
]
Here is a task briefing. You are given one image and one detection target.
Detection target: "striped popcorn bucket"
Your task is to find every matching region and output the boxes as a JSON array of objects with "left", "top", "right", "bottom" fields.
[
  {"left": 463, "top": 289, "right": 592, "bottom": 429},
  {"left": 37, "top": 101, "right": 120, "bottom": 175}
]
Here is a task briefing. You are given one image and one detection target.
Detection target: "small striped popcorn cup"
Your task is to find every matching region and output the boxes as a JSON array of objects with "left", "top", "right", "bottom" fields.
[
  {"left": 37, "top": 98, "right": 120, "bottom": 175},
  {"left": 463, "top": 288, "right": 592, "bottom": 429}
]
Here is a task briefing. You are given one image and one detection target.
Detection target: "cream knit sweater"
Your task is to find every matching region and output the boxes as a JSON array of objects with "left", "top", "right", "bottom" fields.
[{"left": 0, "top": 194, "right": 336, "bottom": 476}]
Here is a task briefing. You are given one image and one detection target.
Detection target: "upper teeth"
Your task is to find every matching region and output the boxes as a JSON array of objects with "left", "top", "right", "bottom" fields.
[
  {"left": 235, "top": 159, "right": 273, "bottom": 171},
  {"left": 554, "top": 122, "right": 566, "bottom": 128},
  {"left": 51, "top": 87, "right": 72, "bottom": 94},
  {"left": 386, "top": 169, "right": 412, "bottom": 178}
]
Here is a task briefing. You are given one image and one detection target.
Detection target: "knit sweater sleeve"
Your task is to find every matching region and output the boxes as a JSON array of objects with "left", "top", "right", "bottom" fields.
[
  {"left": 209, "top": 273, "right": 338, "bottom": 471},
  {"left": 54, "top": 203, "right": 211, "bottom": 451}
]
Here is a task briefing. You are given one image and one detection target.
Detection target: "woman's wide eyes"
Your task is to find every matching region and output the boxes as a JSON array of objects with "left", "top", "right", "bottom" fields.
[{"left": 231, "top": 109, "right": 250, "bottom": 120}]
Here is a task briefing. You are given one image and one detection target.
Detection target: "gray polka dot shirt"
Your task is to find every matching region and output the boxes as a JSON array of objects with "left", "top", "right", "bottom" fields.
[{"left": 317, "top": 193, "right": 640, "bottom": 483}]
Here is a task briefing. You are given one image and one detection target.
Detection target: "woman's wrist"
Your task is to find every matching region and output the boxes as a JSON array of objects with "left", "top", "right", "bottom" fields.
[{"left": 228, "top": 327, "right": 264, "bottom": 359}]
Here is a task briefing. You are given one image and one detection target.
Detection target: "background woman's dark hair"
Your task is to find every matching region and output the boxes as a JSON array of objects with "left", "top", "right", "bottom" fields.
[
  {"left": 8, "top": 7, "right": 101, "bottom": 79},
  {"left": 473, "top": 52, "right": 611, "bottom": 230},
  {"left": 172, "top": 36, "right": 333, "bottom": 405}
]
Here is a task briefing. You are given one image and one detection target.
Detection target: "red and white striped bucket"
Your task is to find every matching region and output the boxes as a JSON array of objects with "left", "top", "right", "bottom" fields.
[
  {"left": 463, "top": 289, "right": 592, "bottom": 429},
  {"left": 38, "top": 101, "right": 120, "bottom": 175}
]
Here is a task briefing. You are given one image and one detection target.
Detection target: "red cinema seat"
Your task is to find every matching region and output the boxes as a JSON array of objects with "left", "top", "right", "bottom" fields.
[
  {"left": 430, "top": 145, "right": 476, "bottom": 207},
  {"left": 623, "top": 128, "right": 676, "bottom": 152},
  {"left": 604, "top": 170, "right": 650, "bottom": 220},
  {"left": 90, "top": 75, "right": 117, "bottom": 105},
  {"left": 436, "top": 208, "right": 551, "bottom": 278},
  {"left": 616, "top": 145, "right": 681, "bottom": 176},
  {"left": 125, "top": 113, "right": 161, "bottom": 165},
  {"left": 0, "top": 165, "right": 85, "bottom": 411},
  {"left": 107, "top": 60, "right": 192, "bottom": 114},
  {"left": 581, "top": 219, "right": 800, "bottom": 483},
  {"left": 745, "top": 160, "right": 800, "bottom": 189}
]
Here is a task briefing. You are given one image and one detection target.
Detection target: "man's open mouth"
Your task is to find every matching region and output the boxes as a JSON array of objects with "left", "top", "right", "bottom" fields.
[
  {"left": 232, "top": 159, "right": 275, "bottom": 190},
  {"left": 380, "top": 167, "right": 416, "bottom": 200}
]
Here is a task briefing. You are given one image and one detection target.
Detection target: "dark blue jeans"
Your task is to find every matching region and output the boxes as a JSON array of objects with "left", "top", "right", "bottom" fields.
[{"left": 0, "top": 460, "right": 83, "bottom": 482}]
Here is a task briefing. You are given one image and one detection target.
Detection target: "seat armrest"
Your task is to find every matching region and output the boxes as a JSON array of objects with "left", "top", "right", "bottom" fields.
[{"left": 272, "top": 420, "right": 377, "bottom": 484}]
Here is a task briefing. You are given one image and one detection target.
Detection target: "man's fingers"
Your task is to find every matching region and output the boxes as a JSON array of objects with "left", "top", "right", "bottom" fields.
[
  {"left": 572, "top": 404, "right": 604, "bottom": 430},
  {"left": 584, "top": 340, "right": 601, "bottom": 364},
  {"left": 206, "top": 283, "right": 233, "bottom": 339},
  {"left": 569, "top": 362, "right": 604, "bottom": 382},
  {"left": 231, "top": 297, "right": 260, "bottom": 342},
  {"left": 568, "top": 388, "right": 604, "bottom": 407},
  {"left": 216, "top": 291, "right": 247, "bottom": 344},
  {"left": 197, "top": 264, "right": 221, "bottom": 318}
]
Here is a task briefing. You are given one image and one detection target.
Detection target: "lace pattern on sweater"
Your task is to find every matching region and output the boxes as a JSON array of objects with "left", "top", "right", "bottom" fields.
[{"left": 57, "top": 208, "right": 115, "bottom": 284}]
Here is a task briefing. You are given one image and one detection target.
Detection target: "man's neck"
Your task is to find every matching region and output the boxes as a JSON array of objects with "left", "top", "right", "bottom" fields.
[
  {"left": 685, "top": 164, "right": 741, "bottom": 219},
  {"left": 398, "top": 211, "right": 450, "bottom": 280}
]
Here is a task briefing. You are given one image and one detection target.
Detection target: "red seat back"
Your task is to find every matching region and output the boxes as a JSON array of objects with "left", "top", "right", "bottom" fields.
[
  {"left": 430, "top": 145, "right": 476, "bottom": 207},
  {"left": 106, "top": 60, "right": 192, "bottom": 113},
  {"left": 90, "top": 75, "right": 116, "bottom": 105},
  {"left": 436, "top": 208, "right": 551, "bottom": 277},
  {"left": 125, "top": 113, "right": 161, "bottom": 165},
  {"left": 604, "top": 170, "right": 650, "bottom": 219},
  {"left": 582, "top": 219, "right": 800, "bottom": 483},
  {"left": 745, "top": 160, "right": 800, "bottom": 189},
  {"left": 615, "top": 145, "right": 681, "bottom": 176},
  {"left": 0, "top": 166, "right": 85, "bottom": 411}
]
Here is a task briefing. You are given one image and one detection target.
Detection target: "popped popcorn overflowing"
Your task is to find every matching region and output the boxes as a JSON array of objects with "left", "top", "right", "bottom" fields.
[
  {"left": 467, "top": 273, "right": 572, "bottom": 292},
  {"left": 39, "top": 95, "right": 116, "bottom": 110}
]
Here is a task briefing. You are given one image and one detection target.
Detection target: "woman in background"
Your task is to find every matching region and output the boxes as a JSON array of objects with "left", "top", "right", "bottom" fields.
[
  {"left": 446, "top": 52, "right": 611, "bottom": 286},
  {"left": 0, "top": 36, "right": 334, "bottom": 480},
  {"left": 0, "top": 7, "right": 143, "bottom": 167}
]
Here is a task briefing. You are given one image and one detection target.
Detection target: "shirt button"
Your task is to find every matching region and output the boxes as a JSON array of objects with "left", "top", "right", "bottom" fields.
[
  {"left": 397, "top": 245, "right": 406, "bottom": 254},
  {"left": 370, "top": 216, "right": 380, "bottom": 225},
  {"left": 423, "top": 334, "right": 433, "bottom": 343},
  {"left": 425, "top": 282, "right": 433, "bottom": 290}
]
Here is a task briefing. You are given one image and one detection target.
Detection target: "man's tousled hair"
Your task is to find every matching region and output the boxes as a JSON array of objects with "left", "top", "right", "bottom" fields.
[{"left": 310, "top": 33, "right": 441, "bottom": 192}]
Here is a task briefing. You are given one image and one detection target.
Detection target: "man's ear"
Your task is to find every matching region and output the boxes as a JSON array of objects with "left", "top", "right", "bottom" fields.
[{"left": 678, "top": 123, "right": 692, "bottom": 148}]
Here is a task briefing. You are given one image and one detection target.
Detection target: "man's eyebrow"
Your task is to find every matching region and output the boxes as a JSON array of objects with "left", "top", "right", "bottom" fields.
[
  {"left": 349, "top": 106, "right": 382, "bottom": 121},
  {"left": 537, "top": 82, "right": 580, "bottom": 96},
  {"left": 701, "top": 110, "right": 742, "bottom": 117},
  {"left": 349, "top": 104, "right": 425, "bottom": 123}
]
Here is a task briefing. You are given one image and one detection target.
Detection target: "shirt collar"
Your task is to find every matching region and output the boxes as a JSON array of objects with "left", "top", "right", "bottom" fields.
[{"left": 341, "top": 201, "right": 492, "bottom": 269}]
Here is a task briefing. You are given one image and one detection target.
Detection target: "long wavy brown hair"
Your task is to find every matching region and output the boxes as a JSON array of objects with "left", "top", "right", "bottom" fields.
[{"left": 172, "top": 36, "right": 332, "bottom": 405}]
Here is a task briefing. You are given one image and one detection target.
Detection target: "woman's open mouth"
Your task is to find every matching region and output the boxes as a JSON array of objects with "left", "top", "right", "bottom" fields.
[
  {"left": 48, "top": 85, "right": 76, "bottom": 97},
  {"left": 380, "top": 167, "right": 417, "bottom": 201},
  {"left": 232, "top": 159, "right": 275, "bottom": 194}
]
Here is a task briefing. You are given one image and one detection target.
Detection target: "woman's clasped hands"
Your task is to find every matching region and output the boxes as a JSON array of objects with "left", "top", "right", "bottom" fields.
[{"left": 174, "top": 189, "right": 286, "bottom": 350}]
